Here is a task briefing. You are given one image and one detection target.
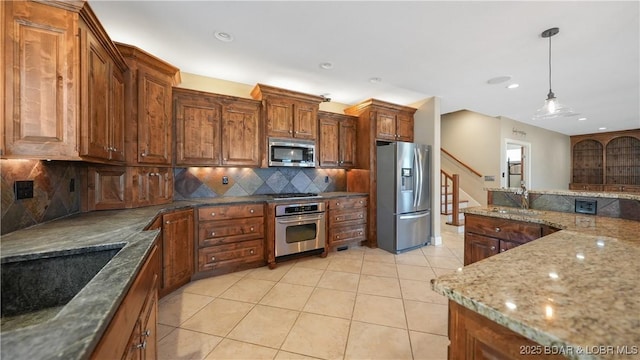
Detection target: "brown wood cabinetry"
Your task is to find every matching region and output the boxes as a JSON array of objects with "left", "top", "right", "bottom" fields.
[
  {"left": 86, "top": 166, "right": 127, "bottom": 210},
  {"left": 327, "top": 196, "right": 368, "bottom": 251},
  {"left": 318, "top": 111, "right": 358, "bottom": 168},
  {"left": 116, "top": 43, "right": 180, "bottom": 166},
  {"left": 195, "top": 204, "right": 266, "bottom": 277},
  {"left": 447, "top": 300, "right": 565, "bottom": 360},
  {"left": 173, "top": 88, "right": 261, "bottom": 166},
  {"left": 3, "top": 1, "right": 82, "bottom": 159},
  {"left": 570, "top": 129, "right": 640, "bottom": 192},
  {"left": 251, "top": 84, "right": 323, "bottom": 154},
  {"left": 464, "top": 214, "right": 556, "bottom": 265},
  {"left": 343, "top": 99, "right": 417, "bottom": 247},
  {"left": 92, "top": 239, "right": 160, "bottom": 360},
  {"left": 157, "top": 209, "right": 194, "bottom": 298},
  {"left": 78, "top": 6, "right": 127, "bottom": 163}
]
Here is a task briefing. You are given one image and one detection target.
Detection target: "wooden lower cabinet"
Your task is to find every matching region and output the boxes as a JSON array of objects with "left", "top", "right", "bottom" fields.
[
  {"left": 158, "top": 209, "right": 194, "bottom": 298},
  {"left": 195, "top": 203, "right": 266, "bottom": 277},
  {"left": 92, "top": 239, "right": 160, "bottom": 360},
  {"left": 327, "top": 196, "right": 368, "bottom": 251},
  {"left": 86, "top": 165, "right": 127, "bottom": 210},
  {"left": 448, "top": 300, "right": 565, "bottom": 360},
  {"left": 464, "top": 214, "right": 557, "bottom": 265}
]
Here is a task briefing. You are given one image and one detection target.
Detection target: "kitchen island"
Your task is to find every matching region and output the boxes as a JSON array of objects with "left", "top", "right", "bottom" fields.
[{"left": 431, "top": 206, "right": 640, "bottom": 360}]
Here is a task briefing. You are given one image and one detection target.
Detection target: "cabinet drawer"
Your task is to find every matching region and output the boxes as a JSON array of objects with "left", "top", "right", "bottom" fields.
[
  {"left": 198, "top": 218, "right": 264, "bottom": 247},
  {"left": 465, "top": 214, "right": 541, "bottom": 244},
  {"left": 329, "top": 224, "right": 366, "bottom": 246},
  {"left": 328, "top": 196, "right": 367, "bottom": 210},
  {"left": 329, "top": 208, "right": 366, "bottom": 226},
  {"left": 198, "top": 239, "right": 264, "bottom": 272},
  {"left": 198, "top": 204, "right": 264, "bottom": 220}
]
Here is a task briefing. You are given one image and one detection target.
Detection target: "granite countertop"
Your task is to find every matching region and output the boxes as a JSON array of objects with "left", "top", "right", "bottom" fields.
[
  {"left": 0, "top": 191, "right": 364, "bottom": 359},
  {"left": 485, "top": 187, "right": 640, "bottom": 201},
  {"left": 431, "top": 206, "right": 640, "bottom": 360}
]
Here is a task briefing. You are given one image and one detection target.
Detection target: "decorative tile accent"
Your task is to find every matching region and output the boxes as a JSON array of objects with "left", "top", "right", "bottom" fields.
[
  {"left": 1, "top": 160, "right": 81, "bottom": 235},
  {"left": 174, "top": 167, "right": 347, "bottom": 199}
]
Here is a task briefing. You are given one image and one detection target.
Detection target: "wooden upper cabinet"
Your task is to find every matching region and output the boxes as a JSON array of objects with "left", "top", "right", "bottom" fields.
[
  {"left": 344, "top": 98, "right": 417, "bottom": 144},
  {"left": 376, "top": 111, "right": 397, "bottom": 141},
  {"left": 396, "top": 112, "right": 414, "bottom": 142},
  {"left": 222, "top": 100, "right": 261, "bottom": 166},
  {"left": 3, "top": 1, "right": 82, "bottom": 159},
  {"left": 251, "top": 83, "right": 322, "bottom": 141},
  {"left": 173, "top": 88, "right": 261, "bottom": 167},
  {"left": 79, "top": 5, "right": 128, "bottom": 163},
  {"left": 116, "top": 43, "right": 180, "bottom": 166},
  {"left": 173, "top": 88, "right": 222, "bottom": 166},
  {"left": 318, "top": 111, "right": 357, "bottom": 168}
]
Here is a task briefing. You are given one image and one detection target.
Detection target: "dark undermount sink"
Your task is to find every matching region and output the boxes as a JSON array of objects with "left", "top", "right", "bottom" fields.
[{"left": 1, "top": 244, "right": 123, "bottom": 331}]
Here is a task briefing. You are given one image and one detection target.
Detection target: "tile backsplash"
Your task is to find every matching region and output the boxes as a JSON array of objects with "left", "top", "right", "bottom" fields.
[
  {"left": 174, "top": 167, "right": 347, "bottom": 199},
  {"left": 1, "top": 160, "right": 81, "bottom": 235}
]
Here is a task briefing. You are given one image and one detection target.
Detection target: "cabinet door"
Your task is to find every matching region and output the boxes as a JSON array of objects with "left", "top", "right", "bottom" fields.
[
  {"left": 222, "top": 102, "right": 260, "bottom": 166},
  {"left": 376, "top": 112, "right": 397, "bottom": 141},
  {"left": 3, "top": 1, "right": 79, "bottom": 158},
  {"left": 319, "top": 117, "right": 339, "bottom": 167},
  {"left": 340, "top": 118, "right": 358, "bottom": 167},
  {"left": 396, "top": 113, "right": 414, "bottom": 142},
  {"left": 137, "top": 66, "right": 172, "bottom": 164},
  {"left": 161, "top": 209, "right": 194, "bottom": 293},
  {"left": 87, "top": 166, "right": 127, "bottom": 210},
  {"left": 83, "top": 31, "right": 111, "bottom": 160},
  {"left": 149, "top": 167, "right": 173, "bottom": 204},
  {"left": 140, "top": 277, "right": 158, "bottom": 360},
  {"left": 266, "top": 98, "right": 294, "bottom": 138},
  {"left": 174, "top": 96, "right": 221, "bottom": 166},
  {"left": 293, "top": 102, "right": 317, "bottom": 140},
  {"left": 464, "top": 233, "right": 499, "bottom": 265},
  {"left": 499, "top": 240, "right": 521, "bottom": 254}
]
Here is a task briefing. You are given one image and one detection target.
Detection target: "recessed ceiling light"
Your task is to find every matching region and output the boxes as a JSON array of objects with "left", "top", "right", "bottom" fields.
[
  {"left": 506, "top": 83, "right": 519, "bottom": 89},
  {"left": 578, "top": 117, "right": 587, "bottom": 121},
  {"left": 369, "top": 77, "right": 382, "bottom": 84},
  {"left": 319, "top": 62, "right": 333, "bottom": 70},
  {"left": 598, "top": 127, "right": 607, "bottom": 130},
  {"left": 487, "top": 76, "right": 511, "bottom": 84},
  {"left": 214, "top": 31, "right": 234, "bottom": 42}
]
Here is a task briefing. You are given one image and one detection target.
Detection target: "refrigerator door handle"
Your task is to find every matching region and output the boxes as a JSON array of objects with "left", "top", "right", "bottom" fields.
[
  {"left": 415, "top": 147, "right": 423, "bottom": 207},
  {"left": 399, "top": 211, "right": 430, "bottom": 220}
]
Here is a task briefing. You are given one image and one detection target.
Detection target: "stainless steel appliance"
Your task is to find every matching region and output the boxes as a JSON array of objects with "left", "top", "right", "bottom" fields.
[
  {"left": 268, "top": 138, "right": 316, "bottom": 167},
  {"left": 274, "top": 202, "right": 326, "bottom": 257},
  {"left": 376, "top": 141, "right": 431, "bottom": 253}
]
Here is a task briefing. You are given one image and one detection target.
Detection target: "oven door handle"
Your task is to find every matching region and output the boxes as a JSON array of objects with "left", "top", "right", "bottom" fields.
[{"left": 276, "top": 214, "right": 324, "bottom": 224}]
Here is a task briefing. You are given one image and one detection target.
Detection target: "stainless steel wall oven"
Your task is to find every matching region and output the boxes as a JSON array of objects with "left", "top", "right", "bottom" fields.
[{"left": 274, "top": 202, "right": 326, "bottom": 257}]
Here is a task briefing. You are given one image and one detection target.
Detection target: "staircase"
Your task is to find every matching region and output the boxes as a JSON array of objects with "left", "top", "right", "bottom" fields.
[{"left": 441, "top": 184, "right": 469, "bottom": 224}]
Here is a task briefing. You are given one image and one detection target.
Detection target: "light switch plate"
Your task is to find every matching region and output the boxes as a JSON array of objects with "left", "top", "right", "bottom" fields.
[{"left": 15, "top": 180, "right": 34, "bottom": 200}]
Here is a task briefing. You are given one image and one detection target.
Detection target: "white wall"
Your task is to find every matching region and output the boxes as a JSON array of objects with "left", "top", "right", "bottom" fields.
[{"left": 412, "top": 97, "right": 442, "bottom": 246}]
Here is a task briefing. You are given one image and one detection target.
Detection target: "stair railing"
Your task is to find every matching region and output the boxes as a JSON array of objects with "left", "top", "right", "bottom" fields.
[{"left": 441, "top": 170, "right": 462, "bottom": 226}]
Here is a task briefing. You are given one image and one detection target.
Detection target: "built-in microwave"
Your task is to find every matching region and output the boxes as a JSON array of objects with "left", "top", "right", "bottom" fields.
[{"left": 268, "top": 138, "right": 316, "bottom": 167}]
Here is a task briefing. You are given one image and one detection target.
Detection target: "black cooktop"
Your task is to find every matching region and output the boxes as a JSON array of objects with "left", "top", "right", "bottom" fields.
[{"left": 271, "top": 193, "right": 320, "bottom": 199}]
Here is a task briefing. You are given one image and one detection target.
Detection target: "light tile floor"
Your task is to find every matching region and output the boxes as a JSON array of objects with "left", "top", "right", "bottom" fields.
[{"left": 157, "top": 226, "right": 464, "bottom": 360}]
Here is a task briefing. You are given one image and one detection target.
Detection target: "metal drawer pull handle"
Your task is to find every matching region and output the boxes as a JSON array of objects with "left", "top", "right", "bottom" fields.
[{"left": 495, "top": 227, "right": 501, "bottom": 232}]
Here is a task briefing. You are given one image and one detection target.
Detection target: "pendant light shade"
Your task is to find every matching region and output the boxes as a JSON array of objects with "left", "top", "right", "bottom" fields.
[{"left": 533, "top": 27, "right": 573, "bottom": 120}]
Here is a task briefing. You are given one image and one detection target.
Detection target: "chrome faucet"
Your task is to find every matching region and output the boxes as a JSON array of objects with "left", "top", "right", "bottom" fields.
[{"left": 515, "top": 184, "right": 529, "bottom": 209}]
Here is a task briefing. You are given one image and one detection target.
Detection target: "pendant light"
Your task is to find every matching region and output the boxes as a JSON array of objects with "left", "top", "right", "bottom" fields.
[{"left": 533, "top": 27, "right": 573, "bottom": 120}]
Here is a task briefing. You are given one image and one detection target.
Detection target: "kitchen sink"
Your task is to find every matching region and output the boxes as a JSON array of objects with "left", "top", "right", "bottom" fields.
[{"left": 1, "top": 244, "right": 123, "bottom": 331}]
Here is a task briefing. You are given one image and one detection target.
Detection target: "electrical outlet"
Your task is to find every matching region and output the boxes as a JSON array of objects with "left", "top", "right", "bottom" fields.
[
  {"left": 222, "top": 176, "right": 229, "bottom": 185},
  {"left": 15, "top": 180, "right": 34, "bottom": 200},
  {"left": 575, "top": 199, "right": 597, "bottom": 215},
  {"left": 69, "top": 178, "right": 75, "bottom": 192}
]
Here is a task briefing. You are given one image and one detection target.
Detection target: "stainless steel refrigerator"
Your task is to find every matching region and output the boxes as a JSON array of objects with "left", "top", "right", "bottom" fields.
[{"left": 376, "top": 141, "right": 431, "bottom": 253}]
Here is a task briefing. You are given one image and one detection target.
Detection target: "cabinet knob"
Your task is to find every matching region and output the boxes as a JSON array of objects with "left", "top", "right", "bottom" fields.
[
  {"left": 112, "top": 147, "right": 118, "bottom": 152},
  {"left": 223, "top": 158, "right": 227, "bottom": 161},
  {"left": 211, "top": 212, "right": 216, "bottom": 216},
  {"left": 211, "top": 232, "right": 216, "bottom": 236},
  {"left": 250, "top": 227, "right": 254, "bottom": 232},
  {"left": 358, "top": 231, "right": 363, "bottom": 235},
  {"left": 336, "top": 217, "right": 342, "bottom": 221},
  {"left": 143, "top": 329, "right": 151, "bottom": 337},
  {"left": 140, "top": 151, "right": 147, "bottom": 157},
  {"left": 211, "top": 256, "right": 216, "bottom": 261},
  {"left": 135, "top": 341, "right": 147, "bottom": 350},
  {"left": 501, "top": 249, "right": 506, "bottom": 252},
  {"left": 336, "top": 235, "right": 340, "bottom": 239},
  {"left": 495, "top": 227, "right": 501, "bottom": 233},
  {"left": 490, "top": 246, "right": 496, "bottom": 250},
  {"left": 165, "top": 220, "right": 170, "bottom": 224},
  {"left": 336, "top": 202, "right": 340, "bottom": 206},
  {"left": 289, "top": 130, "right": 293, "bottom": 134},
  {"left": 359, "top": 214, "right": 363, "bottom": 218},
  {"left": 250, "top": 209, "right": 254, "bottom": 213},
  {"left": 359, "top": 200, "right": 363, "bottom": 204},
  {"left": 250, "top": 249, "right": 255, "bottom": 255}
]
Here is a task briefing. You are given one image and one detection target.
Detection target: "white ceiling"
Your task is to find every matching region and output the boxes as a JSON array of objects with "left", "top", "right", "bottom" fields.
[{"left": 89, "top": 1, "right": 640, "bottom": 136}]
